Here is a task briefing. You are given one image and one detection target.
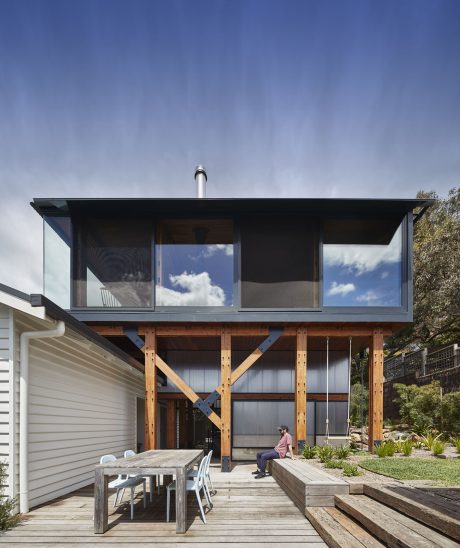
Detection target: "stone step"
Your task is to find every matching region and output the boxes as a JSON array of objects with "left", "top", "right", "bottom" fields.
[
  {"left": 305, "top": 506, "right": 384, "bottom": 548},
  {"left": 335, "top": 494, "right": 459, "bottom": 548},
  {"left": 363, "top": 483, "right": 460, "bottom": 542}
]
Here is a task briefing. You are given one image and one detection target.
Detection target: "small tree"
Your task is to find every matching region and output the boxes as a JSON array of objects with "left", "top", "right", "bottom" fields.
[{"left": 0, "top": 462, "right": 20, "bottom": 530}]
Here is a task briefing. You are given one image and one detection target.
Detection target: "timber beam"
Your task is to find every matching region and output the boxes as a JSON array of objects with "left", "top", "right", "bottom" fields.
[{"left": 89, "top": 324, "right": 393, "bottom": 338}]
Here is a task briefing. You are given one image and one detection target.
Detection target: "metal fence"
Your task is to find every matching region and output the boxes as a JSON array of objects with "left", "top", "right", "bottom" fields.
[{"left": 384, "top": 344, "right": 459, "bottom": 381}]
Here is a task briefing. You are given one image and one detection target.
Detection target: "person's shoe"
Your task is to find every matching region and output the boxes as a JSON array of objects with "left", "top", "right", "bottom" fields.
[
  {"left": 254, "top": 472, "right": 267, "bottom": 479},
  {"left": 251, "top": 469, "right": 261, "bottom": 475}
]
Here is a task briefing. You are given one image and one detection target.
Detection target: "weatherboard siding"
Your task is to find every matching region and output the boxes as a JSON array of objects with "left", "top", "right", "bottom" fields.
[
  {"left": 12, "top": 312, "right": 144, "bottom": 509},
  {"left": 0, "top": 305, "right": 14, "bottom": 499}
]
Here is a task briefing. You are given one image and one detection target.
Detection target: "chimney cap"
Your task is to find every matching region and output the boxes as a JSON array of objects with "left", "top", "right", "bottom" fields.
[{"left": 194, "top": 165, "right": 207, "bottom": 180}]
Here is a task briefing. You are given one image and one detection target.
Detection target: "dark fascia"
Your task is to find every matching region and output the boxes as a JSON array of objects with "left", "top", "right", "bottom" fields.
[
  {"left": 0, "top": 283, "right": 143, "bottom": 373},
  {"left": 30, "top": 197, "right": 435, "bottom": 218}
]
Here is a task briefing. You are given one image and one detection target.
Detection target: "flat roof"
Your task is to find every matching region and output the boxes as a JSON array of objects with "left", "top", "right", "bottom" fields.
[{"left": 31, "top": 197, "right": 434, "bottom": 218}]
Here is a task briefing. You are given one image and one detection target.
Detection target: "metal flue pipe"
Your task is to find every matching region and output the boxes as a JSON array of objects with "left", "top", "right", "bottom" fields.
[{"left": 195, "top": 165, "right": 207, "bottom": 198}]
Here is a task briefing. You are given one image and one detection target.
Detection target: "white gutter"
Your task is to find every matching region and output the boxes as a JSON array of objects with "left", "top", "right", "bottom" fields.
[{"left": 19, "top": 320, "right": 65, "bottom": 513}]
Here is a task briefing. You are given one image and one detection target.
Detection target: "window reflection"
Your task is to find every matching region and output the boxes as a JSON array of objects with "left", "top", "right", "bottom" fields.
[
  {"left": 156, "top": 219, "right": 233, "bottom": 306},
  {"left": 44, "top": 216, "right": 72, "bottom": 309},
  {"left": 323, "top": 220, "right": 402, "bottom": 307}
]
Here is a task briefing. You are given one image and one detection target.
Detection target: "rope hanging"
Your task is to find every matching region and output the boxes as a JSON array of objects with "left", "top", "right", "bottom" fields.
[{"left": 325, "top": 335, "right": 353, "bottom": 444}]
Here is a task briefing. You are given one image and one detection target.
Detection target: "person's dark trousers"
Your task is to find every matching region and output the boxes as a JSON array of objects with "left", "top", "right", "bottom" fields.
[{"left": 256, "top": 449, "right": 279, "bottom": 473}]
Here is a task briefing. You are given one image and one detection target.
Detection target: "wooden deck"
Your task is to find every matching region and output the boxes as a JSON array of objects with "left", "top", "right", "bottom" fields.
[{"left": 0, "top": 463, "right": 326, "bottom": 547}]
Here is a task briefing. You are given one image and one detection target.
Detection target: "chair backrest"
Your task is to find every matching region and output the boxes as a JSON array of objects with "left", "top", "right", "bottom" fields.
[
  {"left": 205, "top": 450, "right": 213, "bottom": 474},
  {"left": 100, "top": 454, "right": 116, "bottom": 464},
  {"left": 124, "top": 449, "right": 136, "bottom": 458},
  {"left": 195, "top": 455, "right": 208, "bottom": 488}
]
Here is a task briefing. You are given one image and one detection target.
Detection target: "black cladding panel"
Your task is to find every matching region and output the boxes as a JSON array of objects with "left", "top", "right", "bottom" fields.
[{"left": 240, "top": 216, "right": 319, "bottom": 308}]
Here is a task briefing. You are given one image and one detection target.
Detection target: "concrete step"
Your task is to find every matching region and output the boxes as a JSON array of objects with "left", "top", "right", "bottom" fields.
[
  {"left": 305, "top": 506, "right": 384, "bottom": 548},
  {"left": 335, "top": 494, "right": 459, "bottom": 548},
  {"left": 363, "top": 483, "right": 460, "bottom": 542}
]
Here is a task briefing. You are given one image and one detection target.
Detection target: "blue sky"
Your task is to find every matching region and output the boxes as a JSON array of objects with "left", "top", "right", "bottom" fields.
[{"left": 0, "top": 0, "right": 459, "bottom": 293}]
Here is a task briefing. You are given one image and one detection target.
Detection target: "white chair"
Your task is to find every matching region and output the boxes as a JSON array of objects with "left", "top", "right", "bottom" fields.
[
  {"left": 99, "top": 454, "right": 147, "bottom": 520},
  {"left": 187, "top": 450, "right": 214, "bottom": 502},
  {"left": 124, "top": 449, "right": 161, "bottom": 501},
  {"left": 166, "top": 455, "right": 210, "bottom": 524}
]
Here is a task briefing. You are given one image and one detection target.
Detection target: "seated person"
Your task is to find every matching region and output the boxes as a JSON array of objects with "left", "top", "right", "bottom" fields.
[{"left": 253, "top": 425, "right": 293, "bottom": 479}]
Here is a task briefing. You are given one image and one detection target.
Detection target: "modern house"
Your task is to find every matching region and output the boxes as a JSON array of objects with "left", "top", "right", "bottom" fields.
[{"left": 28, "top": 169, "right": 432, "bottom": 476}]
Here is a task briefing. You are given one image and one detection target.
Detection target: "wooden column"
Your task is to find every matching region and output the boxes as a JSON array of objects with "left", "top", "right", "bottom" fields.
[
  {"left": 368, "top": 328, "right": 384, "bottom": 452},
  {"left": 295, "top": 328, "right": 307, "bottom": 453},
  {"left": 166, "top": 399, "right": 176, "bottom": 449},
  {"left": 221, "top": 327, "right": 232, "bottom": 472},
  {"left": 144, "top": 329, "right": 157, "bottom": 450},
  {"left": 178, "top": 399, "right": 186, "bottom": 449}
]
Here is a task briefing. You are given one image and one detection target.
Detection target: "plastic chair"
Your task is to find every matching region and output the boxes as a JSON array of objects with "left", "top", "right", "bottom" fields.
[
  {"left": 187, "top": 450, "right": 215, "bottom": 500},
  {"left": 99, "top": 454, "right": 146, "bottom": 520},
  {"left": 124, "top": 449, "right": 161, "bottom": 501},
  {"left": 166, "top": 455, "right": 210, "bottom": 524}
]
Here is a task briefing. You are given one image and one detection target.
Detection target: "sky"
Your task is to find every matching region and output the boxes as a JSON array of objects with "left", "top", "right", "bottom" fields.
[{"left": 0, "top": 0, "right": 459, "bottom": 295}]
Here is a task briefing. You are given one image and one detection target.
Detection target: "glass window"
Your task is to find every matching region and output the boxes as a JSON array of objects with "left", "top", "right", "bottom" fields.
[
  {"left": 240, "top": 216, "right": 319, "bottom": 308},
  {"left": 156, "top": 219, "right": 233, "bottom": 307},
  {"left": 44, "top": 216, "right": 72, "bottom": 309},
  {"left": 74, "top": 218, "right": 152, "bottom": 307},
  {"left": 323, "top": 218, "right": 403, "bottom": 307}
]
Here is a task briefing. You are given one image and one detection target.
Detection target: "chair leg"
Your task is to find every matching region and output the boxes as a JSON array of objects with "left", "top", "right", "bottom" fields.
[
  {"left": 207, "top": 472, "right": 215, "bottom": 494},
  {"left": 203, "top": 482, "right": 213, "bottom": 508},
  {"left": 149, "top": 476, "right": 153, "bottom": 502},
  {"left": 114, "top": 489, "right": 120, "bottom": 507},
  {"left": 157, "top": 474, "right": 161, "bottom": 495},
  {"left": 130, "top": 487, "right": 134, "bottom": 520},
  {"left": 143, "top": 480, "right": 147, "bottom": 509},
  {"left": 119, "top": 487, "right": 126, "bottom": 503},
  {"left": 166, "top": 487, "right": 171, "bottom": 522},
  {"left": 195, "top": 487, "right": 206, "bottom": 524}
]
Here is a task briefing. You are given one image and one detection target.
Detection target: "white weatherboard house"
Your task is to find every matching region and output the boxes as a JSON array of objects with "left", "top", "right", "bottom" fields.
[{"left": 0, "top": 283, "right": 144, "bottom": 513}]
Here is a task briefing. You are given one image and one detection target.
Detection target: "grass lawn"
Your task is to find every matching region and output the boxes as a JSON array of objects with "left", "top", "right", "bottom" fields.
[{"left": 359, "top": 458, "right": 460, "bottom": 485}]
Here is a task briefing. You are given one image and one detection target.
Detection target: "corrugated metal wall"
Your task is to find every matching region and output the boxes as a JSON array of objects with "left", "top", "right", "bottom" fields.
[{"left": 12, "top": 312, "right": 145, "bottom": 509}]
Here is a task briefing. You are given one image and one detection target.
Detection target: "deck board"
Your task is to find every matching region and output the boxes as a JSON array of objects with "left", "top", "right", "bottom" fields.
[{"left": 0, "top": 463, "right": 325, "bottom": 546}]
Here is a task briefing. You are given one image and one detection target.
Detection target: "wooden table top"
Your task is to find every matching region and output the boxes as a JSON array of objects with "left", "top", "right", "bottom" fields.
[{"left": 96, "top": 449, "right": 203, "bottom": 473}]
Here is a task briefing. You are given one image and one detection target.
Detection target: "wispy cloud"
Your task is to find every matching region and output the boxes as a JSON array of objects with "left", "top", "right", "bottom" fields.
[
  {"left": 156, "top": 271, "right": 226, "bottom": 306},
  {"left": 327, "top": 281, "right": 356, "bottom": 296},
  {"left": 356, "top": 290, "right": 380, "bottom": 305}
]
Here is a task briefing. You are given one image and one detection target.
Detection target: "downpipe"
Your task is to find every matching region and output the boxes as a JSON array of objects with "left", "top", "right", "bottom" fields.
[{"left": 19, "top": 321, "right": 65, "bottom": 513}]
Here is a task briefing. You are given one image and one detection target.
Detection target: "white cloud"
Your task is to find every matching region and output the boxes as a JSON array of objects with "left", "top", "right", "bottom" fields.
[
  {"left": 356, "top": 290, "right": 380, "bottom": 304},
  {"left": 203, "top": 244, "right": 234, "bottom": 257},
  {"left": 156, "top": 271, "right": 226, "bottom": 306},
  {"left": 327, "top": 281, "right": 356, "bottom": 296},
  {"left": 323, "top": 228, "right": 401, "bottom": 275}
]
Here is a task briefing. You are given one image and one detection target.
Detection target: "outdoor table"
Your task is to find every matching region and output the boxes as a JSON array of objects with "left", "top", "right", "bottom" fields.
[{"left": 94, "top": 449, "right": 203, "bottom": 534}]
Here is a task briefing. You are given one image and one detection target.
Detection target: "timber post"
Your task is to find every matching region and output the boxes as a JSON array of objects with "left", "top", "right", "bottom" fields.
[
  {"left": 221, "top": 326, "right": 232, "bottom": 472},
  {"left": 144, "top": 329, "right": 157, "bottom": 450},
  {"left": 368, "top": 327, "right": 384, "bottom": 452},
  {"left": 295, "top": 327, "right": 307, "bottom": 453}
]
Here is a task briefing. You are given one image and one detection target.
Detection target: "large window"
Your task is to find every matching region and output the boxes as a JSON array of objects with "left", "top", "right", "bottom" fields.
[
  {"left": 156, "top": 219, "right": 233, "bottom": 307},
  {"left": 74, "top": 218, "right": 152, "bottom": 307},
  {"left": 323, "top": 218, "right": 403, "bottom": 307},
  {"left": 240, "top": 216, "right": 319, "bottom": 308},
  {"left": 44, "top": 216, "right": 72, "bottom": 309}
]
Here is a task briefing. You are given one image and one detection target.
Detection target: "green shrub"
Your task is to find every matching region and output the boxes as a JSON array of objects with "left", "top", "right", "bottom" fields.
[
  {"left": 393, "top": 381, "right": 460, "bottom": 433},
  {"left": 401, "top": 440, "right": 413, "bottom": 456},
  {"left": 0, "top": 462, "right": 20, "bottom": 531},
  {"left": 317, "top": 445, "right": 335, "bottom": 463},
  {"left": 334, "top": 445, "right": 351, "bottom": 459},
  {"left": 342, "top": 463, "right": 361, "bottom": 477},
  {"left": 350, "top": 382, "right": 368, "bottom": 427},
  {"left": 452, "top": 437, "right": 460, "bottom": 453},
  {"left": 375, "top": 443, "right": 390, "bottom": 458},
  {"left": 302, "top": 445, "right": 317, "bottom": 459},
  {"left": 323, "top": 459, "right": 345, "bottom": 469},
  {"left": 421, "top": 430, "right": 442, "bottom": 451},
  {"left": 385, "top": 440, "right": 396, "bottom": 457},
  {"left": 432, "top": 440, "right": 446, "bottom": 456}
]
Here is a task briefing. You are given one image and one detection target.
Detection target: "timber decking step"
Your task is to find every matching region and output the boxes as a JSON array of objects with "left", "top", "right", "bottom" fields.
[
  {"left": 335, "top": 494, "right": 460, "bottom": 548},
  {"left": 363, "top": 483, "right": 460, "bottom": 542},
  {"left": 305, "top": 507, "right": 384, "bottom": 548}
]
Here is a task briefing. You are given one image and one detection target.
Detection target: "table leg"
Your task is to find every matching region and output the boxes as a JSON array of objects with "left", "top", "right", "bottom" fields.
[
  {"left": 175, "top": 468, "right": 187, "bottom": 533},
  {"left": 94, "top": 469, "right": 108, "bottom": 534}
]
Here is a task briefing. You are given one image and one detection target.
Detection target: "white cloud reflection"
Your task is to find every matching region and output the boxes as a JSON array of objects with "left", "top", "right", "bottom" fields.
[
  {"left": 156, "top": 271, "right": 226, "bottom": 306},
  {"left": 327, "top": 282, "right": 356, "bottom": 296}
]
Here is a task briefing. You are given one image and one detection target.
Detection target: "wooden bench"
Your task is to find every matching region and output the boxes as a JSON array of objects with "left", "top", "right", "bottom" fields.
[{"left": 269, "top": 458, "right": 349, "bottom": 509}]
